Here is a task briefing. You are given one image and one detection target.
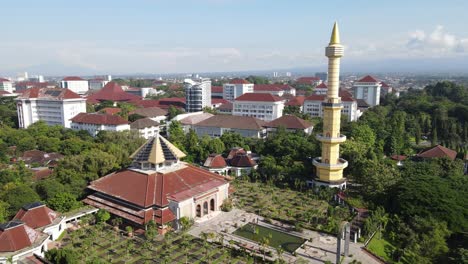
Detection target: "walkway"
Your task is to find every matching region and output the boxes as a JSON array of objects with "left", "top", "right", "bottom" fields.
[{"left": 189, "top": 208, "right": 379, "bottom": 264}]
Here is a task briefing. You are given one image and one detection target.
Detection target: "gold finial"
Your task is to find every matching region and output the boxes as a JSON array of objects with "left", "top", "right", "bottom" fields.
[{"left": 329, "top": 22, "right": 340, "bottom": 45}]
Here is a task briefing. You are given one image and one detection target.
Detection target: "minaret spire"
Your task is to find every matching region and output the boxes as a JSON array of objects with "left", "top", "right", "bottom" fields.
[
  {"left": 329, "top": 22, "right": 340, "bottom": 45},
  {"left": 312, "top": 22, "right": 348, "bottom": 189}
]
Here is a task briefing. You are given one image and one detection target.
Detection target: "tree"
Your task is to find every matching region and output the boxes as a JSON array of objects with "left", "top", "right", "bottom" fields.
[
  {"left": 1, "top": 184, "right": 41, "bottom": 216},
  {"left": 45, "top": 248, "right": 80, "bottom": 264},
  {"left": 168, "top": 105, "right": 183, "bottom": 120},
  {"left": 168, "top": 121, "right": 186, "bottom": 151},
  {"left": 47, "top": 192, "right": 81, "bottom": 213},
  {"left": 0, "top": 201, "right": 9, "bottom": 223},
  {"left": 95, "top": 209, "right": 111, "bottom": 223}
]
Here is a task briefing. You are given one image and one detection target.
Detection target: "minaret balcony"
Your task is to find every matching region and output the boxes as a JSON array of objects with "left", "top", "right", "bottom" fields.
[
  {"left": 313, "top": 157, "right": 348, "bottom": 169},
  {"left": 316, "top": 134, "right": 346, "bottom": 143}
]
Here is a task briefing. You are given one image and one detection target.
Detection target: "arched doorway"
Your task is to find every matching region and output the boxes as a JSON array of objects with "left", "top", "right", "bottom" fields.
[
  {"left": 196, "top": 204, "right": 201, "bottom": 217},
  {"left": 210, "top": 199, "right": 215, "bottom": 211},
  {"left": 203, "top": 202, "right": 208, "bottom": 215}
]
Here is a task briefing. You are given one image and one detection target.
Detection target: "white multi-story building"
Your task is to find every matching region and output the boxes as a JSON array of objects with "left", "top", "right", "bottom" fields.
[
  {"left": 88, "top": 78, "right": 110, "bottom": 90},
  {"left": 184, "top": 77, "right": 211, "bottom": 112},
  {"left": 16, "top": 88, "right": 86, "bottom": 128},
  {"left": 223, "top": 79, "right": 254, "bottom": 101},
  {"left": 352, "top": 75, "right": 381, "bottom": 107},
  {"left": 70, "top": 113, "right": 130, "bottom": 136},
  {"left": 303, "top": 93, "right": 360, "bottom": 121},
  {"left": 60, "top": 76, "right": 89, "bottom": 94},
  {"left": 314, "top": 82, "right": 328, "bottom": 95},
  {"left": 233, "top": 93, "right": 285, "bottom": 122},
  {"left": 0, "top": 78, "right": 13, "bottom": 93}
]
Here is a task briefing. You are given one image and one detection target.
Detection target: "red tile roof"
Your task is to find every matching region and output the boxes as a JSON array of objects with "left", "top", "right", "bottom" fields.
[
  {"left": 296, "top": 77, "right": 320, "bottom": 84},
  {"left": 211, "top": 86, "right": 223, "bottom": 93},
  {"left": 381, "top": 82, "right": 390, "bottom": 88},
  {"left": 417, "top": 145, "right": 457, "bottom": 160},
  {"left": 0, "top": 78, "right": 10, "bottom": 82},
  {"left": 211, "top": 98, "right": 229, "bottom": 105},
  {"left": 204, "top": 154, "right": 227, "bottom": 168},
  {"left": 14, "top": 203, "right": 59, "bottom": 229},
  {"left": 264, "top": 115, "right": 313, "bottom": 130},
  {"left": 286, "top": 96, "right": 306, "bottom": 107},
  {"left": 18, "top": 88, "right": 82, "bottom": 100},
  {"left": 30, "top": 168, "right": 53, "bottom": 180},
  {"left": 0, "top": 221, "right": 41, "bottom": 252},
  {"left": 88, "top": 163, "right": 227, "bottom": 208},
  {"left": 218, "top": 102, "right": 233, "bottom": 111},
  {"left": 130, "top": 107, "right": 167, "bottom": 118},
  {"left": 100, "top": 107, "right": 122, "bottom": 115},
  {"left": 86, "top": 82, "right": 142, "bottom": 103},
  {"left": 357, "top": 75, "right": 379, "bottom": 83},
  {"left": 71, "top": 113, "right": 129, "bottom": 125},
  {"left": 316, "top": 82, "right": 328, "bottom": 88},
  {"left": 63, "top": 76, "right": 85, "bottom": 81},
  {"left": 254, "top": 84, "right": 282, "bottom": 92},
  {"left": 227, "top": 148, "right": 246, "bottom": 160},
  {"left": 230, "top": 154, "right": 256, "bottom": 168},
  {"left": 235, "top": 93, "right": 283, "bottom": 102},
  {"left": 228, "top": 78, "right": 250, "bottom": 84},
  {"left": 390, "top": 155, "right": 407, "bottom": 161}
]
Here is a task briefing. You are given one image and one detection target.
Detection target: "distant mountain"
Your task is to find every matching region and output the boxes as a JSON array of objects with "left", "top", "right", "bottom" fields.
[{"left": 2, "top": 62, "right": 102, "bottom": 77}]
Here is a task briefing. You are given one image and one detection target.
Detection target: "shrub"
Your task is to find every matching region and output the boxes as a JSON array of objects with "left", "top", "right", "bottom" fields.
[{"left": 221, "top": 198, "right": 233, "bottom": 212}]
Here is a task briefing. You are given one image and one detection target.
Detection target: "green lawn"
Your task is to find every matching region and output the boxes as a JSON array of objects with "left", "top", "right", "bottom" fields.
[
  {"left": 366, "top": 233, "right": 396, "bottom": 263},
  {"left": 233, "top": 223, "right": 305, "bottom": 253}
]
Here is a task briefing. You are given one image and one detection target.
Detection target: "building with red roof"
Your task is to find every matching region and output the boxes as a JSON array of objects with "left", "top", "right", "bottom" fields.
[
  {"left": 225, "top": 147, "right": 258, "bottom": 176},
  {"left": 86, "top": 82, "right": 142, "bottom": 104},
  {"left": 285, "top": 96, "right": 306, "bottom": 110},
  {"left": 0, "top": 202, "right": 65, "bottom": 263},
  {"left": 296, "top": 77, "right": 321, "bottom": 86},
  {"left": 16, "top": 88, "right": 86, "bottom": 128},
  {"left": 314, "top": 82, "right": 328, "bottom": 95},
  {"left": 211, "top": 86, "right": 223, "bottom": 98},
  {"left": 129, "top": 107, "right": 167, "bottom": 123},
  {"left": 99, "top": 107, "right": 122, "bottom": 115},
  {"left": 352, "top": 75, "right": 382, "bottom": 107},
  {"left": 223, "top": 79, "right": 254, "bottom": 101},
  {"left": 14, "top": 81, "right": 54, "bottom": 92},
  {"left": 380, "top": 81, "right": 394, "bottom": 97},
  {"left": 203, "top": 154, "right": 228, "bottom": 175},
  {"left": 252, "top": 84, "right": 296, "bottom": 97},
  {"left": 416, "top": 145, "right": 457, "bottom": 161},
  {"left": 264, "top": 115, "right": 314, "bottom": 135},
  {"left": 192, "top": 115, "right": 267, "bottom": 139},
  {"left": 70, "top": 113, "right": 130, "bottom": 136},
  {"left": 88, "top": 77, "right": 110, "bottom": 91},
  {"left": 0, "top": 77, "right": 13, "bottom": 93},
  {"left": 84, "top": 134, "right": 230, "bottom": 231},
  {"left": 60, "top": 76, "right": 89, "bottom": 94},
  {"left": 233, "top": 93, "right": 285, "bottom": 121},
  {"left": 303, "top": 90, "right": 360, "bottom": 121}
]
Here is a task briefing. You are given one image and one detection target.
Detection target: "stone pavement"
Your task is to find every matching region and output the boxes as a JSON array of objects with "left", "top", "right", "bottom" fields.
[{"left": 188, "top": 208, "right": 379, "bottom": 264}]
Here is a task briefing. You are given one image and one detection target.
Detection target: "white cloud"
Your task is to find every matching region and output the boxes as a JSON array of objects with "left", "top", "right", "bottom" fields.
[{"left": 406, "top": 25, "right": 467, "bottom": 54}]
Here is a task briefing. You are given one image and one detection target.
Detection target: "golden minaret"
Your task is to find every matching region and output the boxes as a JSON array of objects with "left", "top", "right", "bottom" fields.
[{"left": 313, "top": 22, "right": 348, "bottom": 188}]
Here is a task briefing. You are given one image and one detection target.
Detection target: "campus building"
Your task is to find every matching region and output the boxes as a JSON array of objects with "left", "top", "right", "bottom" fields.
[
  {"left": 16, "top": 87, "right": 86, "bottom": 128},
  {"left": 223, "top": 79, "right": 254, "bottom": 102},
  {"left": 84, "top": 134, "right": 230, "bottom": 232},
  {"left": 60, "top": 76, "right": 89, "bottom": 94},
  {"left": 184, "top": 78, "right": 212, "bottom": 112}
]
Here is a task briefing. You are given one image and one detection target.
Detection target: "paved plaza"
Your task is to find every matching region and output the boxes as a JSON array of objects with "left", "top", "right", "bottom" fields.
[{"left": 189, "top": 209, "right": 380, "bottom": 264}]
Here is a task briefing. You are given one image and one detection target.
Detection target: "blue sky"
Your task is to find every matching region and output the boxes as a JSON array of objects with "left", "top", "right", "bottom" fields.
[{"left": 1, "top": 0, "right": 467, "bottom": 75}]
